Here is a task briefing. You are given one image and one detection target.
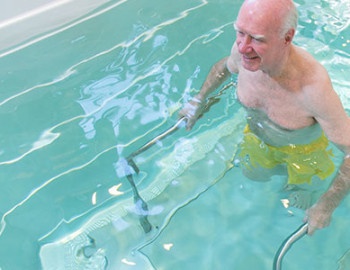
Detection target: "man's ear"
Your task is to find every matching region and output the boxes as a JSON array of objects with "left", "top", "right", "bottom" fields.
[{"left": 285, "top": 29, "right": 295, "bottom": 44}]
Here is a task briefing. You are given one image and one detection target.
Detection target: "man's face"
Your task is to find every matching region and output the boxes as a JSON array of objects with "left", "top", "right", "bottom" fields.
[{"left": 234, "top": 6, "right": 286, "bottom": 73}]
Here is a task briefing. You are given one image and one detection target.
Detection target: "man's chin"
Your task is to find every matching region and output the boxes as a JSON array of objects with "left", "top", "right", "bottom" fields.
[
  {"left": 242, "top": 64, "right": 260, "bottom": 72},
  {"left": 241, "top": 57, "right": 261, "bottom": 71}
]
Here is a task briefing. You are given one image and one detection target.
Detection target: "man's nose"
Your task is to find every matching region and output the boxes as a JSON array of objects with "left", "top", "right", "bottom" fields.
[{"left": 237, "top": 35, "right": 252, "bottom": 53}]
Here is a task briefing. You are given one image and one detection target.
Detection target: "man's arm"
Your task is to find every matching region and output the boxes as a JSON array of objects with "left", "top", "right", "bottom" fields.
[
  {"left": 307, "top": 152, "right": 350, "bottom": 235},
  {"left": 179, "top": 42, "right": 241, "bottom": 130},
  {"left": 197, "top": 42, "right": 240, "bottom": 101},
  {"left": 304, "top": 69, "right": 350, "bottom": 235},
  {"left": 179, "top": 57, "right": 232, "bottom": 130},
  {"left": 196, "top": 57, "right": 232, "bottom": 101}
]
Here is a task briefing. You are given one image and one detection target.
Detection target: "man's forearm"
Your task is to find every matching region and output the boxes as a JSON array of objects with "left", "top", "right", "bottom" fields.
[
  {"left": 306, "top": 151, "right": 350, "bottom": 235},
  {"left": 318, "top": 155, "right": 350, "bottom": 211},
  {"left": 196, "top": 57, "right": 231, "bottom": 101}
]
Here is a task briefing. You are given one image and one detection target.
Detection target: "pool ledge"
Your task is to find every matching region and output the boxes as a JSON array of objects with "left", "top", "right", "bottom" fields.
[{"left": 0, "top": 0, "right": 111, "bottom": 54}]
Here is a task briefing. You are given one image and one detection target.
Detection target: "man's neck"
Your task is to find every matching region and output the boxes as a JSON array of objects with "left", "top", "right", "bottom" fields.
[{"left": 264, "top": 45, "right": 294, "bottom": 79}]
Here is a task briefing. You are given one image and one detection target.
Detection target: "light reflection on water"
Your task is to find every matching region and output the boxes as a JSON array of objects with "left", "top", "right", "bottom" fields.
[{"left": 0, "top": 0, "right": 349, "bottom": 269}]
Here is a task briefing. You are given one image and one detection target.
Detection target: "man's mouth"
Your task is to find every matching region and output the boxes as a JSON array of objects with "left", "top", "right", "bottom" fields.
[{"left": 242, "top": 55, "right": 259, "bottom": 60}]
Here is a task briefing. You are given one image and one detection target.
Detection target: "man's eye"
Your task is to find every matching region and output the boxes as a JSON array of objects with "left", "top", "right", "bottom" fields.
[{"left": 252, "top": 37, "right": 263, "bottom": 42}]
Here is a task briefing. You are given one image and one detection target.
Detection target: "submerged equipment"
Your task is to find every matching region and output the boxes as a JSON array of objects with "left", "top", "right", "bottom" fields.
[
  {"left": 119, "top": 117, "right": 187, "bottom": 233},
  {"left": 273, "top": 222, "right": 308, "bottom": 270}
]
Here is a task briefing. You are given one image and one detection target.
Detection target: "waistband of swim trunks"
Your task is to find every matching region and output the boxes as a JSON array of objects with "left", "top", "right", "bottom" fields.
[{"left": 243, "top": 124, "right": 330, "bottom": 154}]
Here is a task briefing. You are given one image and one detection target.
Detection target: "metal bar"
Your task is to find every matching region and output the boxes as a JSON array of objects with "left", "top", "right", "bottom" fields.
[
  {"left": 127, "top": 116, "right": 187, "bottom": 160},
  {"left": 273, "top": 222, "right": 308, "bottom": 270},
  {"left": 126, "top": 174, "right": 152, "bottom": 233},
  {"left": 122, "top": 117, "right": 188, "bottom": 233}
]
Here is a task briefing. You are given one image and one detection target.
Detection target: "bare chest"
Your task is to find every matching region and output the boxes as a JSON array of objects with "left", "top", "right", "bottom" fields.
[{"left": 237, "top": 72, "right": 315, "bottom": 129}]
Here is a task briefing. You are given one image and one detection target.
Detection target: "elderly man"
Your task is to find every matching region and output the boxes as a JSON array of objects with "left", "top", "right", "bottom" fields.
[{"left": 179, "top": 0, "right": 350, "bottom": 235}]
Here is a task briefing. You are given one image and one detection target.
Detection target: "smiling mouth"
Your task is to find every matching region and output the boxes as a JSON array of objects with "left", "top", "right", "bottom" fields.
[{"left": 243, "top": 55, "right": 259, "bottom": 61}]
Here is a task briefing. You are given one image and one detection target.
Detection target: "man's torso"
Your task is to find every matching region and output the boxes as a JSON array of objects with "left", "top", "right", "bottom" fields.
[{"left": 235, "top": 51, "right": 324, "bottom": 146}]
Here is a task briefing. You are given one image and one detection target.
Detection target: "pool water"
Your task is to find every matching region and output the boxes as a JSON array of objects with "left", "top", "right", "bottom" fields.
[{"left": 0, "top": 0, "right": 349, "bottom": 269}]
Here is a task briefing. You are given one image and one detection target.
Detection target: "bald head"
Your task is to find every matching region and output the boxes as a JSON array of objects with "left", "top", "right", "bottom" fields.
[
  {"left": 239, "top": 0, "right": 298, "bottom": 37},
  {"left": 234, "top": 0, "right": 298, "bottom": 74}
]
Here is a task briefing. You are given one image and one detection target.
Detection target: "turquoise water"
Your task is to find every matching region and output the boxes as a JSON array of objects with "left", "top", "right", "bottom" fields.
[{"left": 0, "top": 0, "right": 349, "bottom": 269}]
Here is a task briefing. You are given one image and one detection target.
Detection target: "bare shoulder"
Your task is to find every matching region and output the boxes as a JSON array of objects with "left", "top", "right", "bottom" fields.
[
  {"left": 226, "top": 42, "right": 241, "bottom": 74},
  {"left": 294, "top": 47, "right": 350, "bottom": 145},
  {"left": 296, "top": 47, "right": 337, "bottom": 107},
  {"left": 294, "top": 46, "right": 331, "bottom": 91},
  {"left": 291, "top": 46, "right": 335, "bottom": 112}
]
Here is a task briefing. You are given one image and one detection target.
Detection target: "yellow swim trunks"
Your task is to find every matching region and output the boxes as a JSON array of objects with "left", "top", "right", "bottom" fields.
[{"left": 238, "top": 125, "right": 335, "bottom": 185}]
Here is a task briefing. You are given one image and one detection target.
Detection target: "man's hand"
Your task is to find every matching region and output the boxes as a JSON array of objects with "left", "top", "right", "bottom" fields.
[
  {"left": 178, "top": 95, "right": 205, "bottom": 130},
  {"left": 305, "top": 201, "right": 332, "bottom": 235}
]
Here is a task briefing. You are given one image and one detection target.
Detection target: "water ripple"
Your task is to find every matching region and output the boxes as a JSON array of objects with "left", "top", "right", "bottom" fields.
[{"left": 0, "top": 0, "right": 228, "bottom": 165}]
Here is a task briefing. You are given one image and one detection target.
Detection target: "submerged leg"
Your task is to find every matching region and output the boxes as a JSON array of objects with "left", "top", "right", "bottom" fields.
[
  {"left": 240, "top": 162, "right": 287, "bottom": 182},
  {"left": 286, "top": 185, "right": 324, "bottom": 210}
]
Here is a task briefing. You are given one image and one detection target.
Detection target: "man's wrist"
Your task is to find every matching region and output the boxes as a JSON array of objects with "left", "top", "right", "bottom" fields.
[
  {"left": 192, "top": 93, "right": 207, "bottom": 103},
  {"left": 191, "top": 96, "right": 203, "bottom": 104},
  {"left": 316, "top": 193, "right": 337, "bottom": 213}
]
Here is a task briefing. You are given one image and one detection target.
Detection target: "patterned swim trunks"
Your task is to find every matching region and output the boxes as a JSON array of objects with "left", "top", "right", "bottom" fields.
[{"left": 237, "top": 125, "right": 335, "bottom": 185}]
